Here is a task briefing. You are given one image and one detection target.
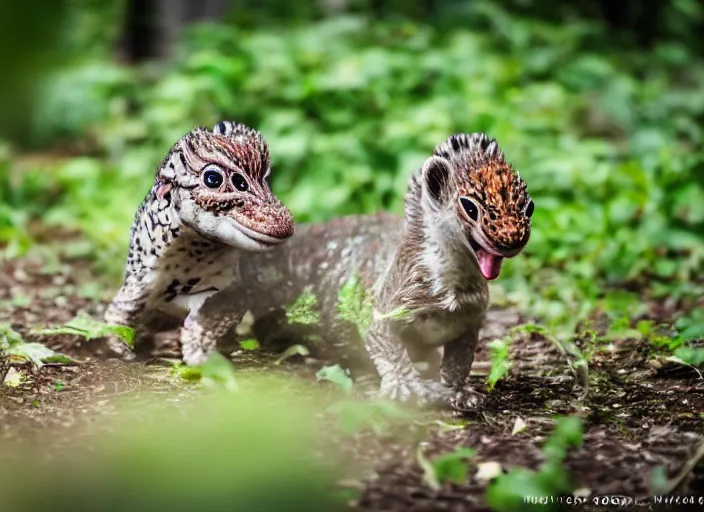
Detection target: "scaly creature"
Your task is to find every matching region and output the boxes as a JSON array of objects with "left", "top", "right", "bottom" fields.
[
  {"left": 182, "top": 133, "right": 533, "bottom": 409},
  {"left": 104, "top": 121, "right": 294, "bottom": 364}
]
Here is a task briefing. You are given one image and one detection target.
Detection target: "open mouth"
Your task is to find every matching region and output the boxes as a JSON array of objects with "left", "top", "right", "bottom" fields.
[{"left": 469, "top": 237, "right": 504, "bottom": 281}]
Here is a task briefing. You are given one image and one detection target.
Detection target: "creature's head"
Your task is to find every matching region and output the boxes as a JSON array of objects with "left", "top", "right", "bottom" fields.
[
  {"left": 156, "top": 121, "right": 294, "bottom": 251},
  {"left": 415, "top": 133, "right": 533, "bottom": 280}
]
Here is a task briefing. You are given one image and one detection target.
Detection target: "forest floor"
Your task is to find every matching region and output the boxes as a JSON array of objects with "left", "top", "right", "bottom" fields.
[{"left": 1, "top": 254, "right": 703, "bottom": 511}]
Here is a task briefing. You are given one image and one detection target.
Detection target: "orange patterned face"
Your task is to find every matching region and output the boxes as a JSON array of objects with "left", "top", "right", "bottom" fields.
[{"left": 434, "top": 134, "right": 533, "bottom": 280}]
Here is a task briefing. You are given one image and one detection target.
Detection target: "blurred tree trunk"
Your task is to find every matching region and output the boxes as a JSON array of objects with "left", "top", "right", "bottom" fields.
[{"left": 121, "top": 0, "right": 228, "bottom": 61}]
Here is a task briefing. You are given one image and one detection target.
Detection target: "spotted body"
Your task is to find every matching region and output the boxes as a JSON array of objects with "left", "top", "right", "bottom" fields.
[
  {"left": 195, "top": 133, "right": 533, "bottom": 409},
  {"left": 104, "top": 121, "right": 294, "bottom": 364}
]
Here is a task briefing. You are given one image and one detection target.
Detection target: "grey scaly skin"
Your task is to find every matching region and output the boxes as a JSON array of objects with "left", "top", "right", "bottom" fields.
[
  {"left": 190, "top": 133, "right": 534, "bottom": 409},
  {"left": 104, "top": 121, "right": 294, "bottom": 365}
]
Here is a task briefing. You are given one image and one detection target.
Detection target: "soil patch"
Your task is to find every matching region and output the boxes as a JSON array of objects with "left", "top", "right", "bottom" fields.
[{"left": 1, "top": 256, "right": 702, "bottom": 511}]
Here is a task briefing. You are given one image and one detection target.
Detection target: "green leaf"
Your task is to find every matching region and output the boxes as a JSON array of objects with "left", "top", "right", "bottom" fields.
[
  {"left": 171, "top": 363, "right": 204, "bottom": 382},
  {"left": 672, "top": 346, "right": 704, "bottom": 367},
  {"left": 486, "top": 336, "right": 512, "bottom": 391},
  {"left": 33, "top": 313, "right": 135, "bottom": 347},
  {"left": 43, "top": 354, "right": 77, "bottom": 365},
  {"left": 274, "top": 344, "right": 310, "bottom": 365},
  {"left": 1, "top": 323, "right": 74, "bottom": 368},
  {"left": 199, "top": 352, "right": 238, "bottom": 391},
  {"left": 171, "top": 353, "right": 238, "bottom": 391},
  {"left": 0, "top": 323, "right": 24, "bottom": 349},
  {"left": 487, "top": 468, "right": 554, "bottom": 512},
  {"left": 284, "top": 287, "right": 321, "bottom": 325},
  {"left": 239, "top": 339, "right": 260, "bottom": 351},
  {"left": 315, "top": 364, "right": 353, "bottom": 393},
  {"left": 5, "top": 342, "right": 74, "bottom": 368},
  {"left": 431, "top": 447, "right": 477, "bottom": 485},
  {"left": 676, "top": 310, "right": 704, "bottom": 342},
  {"left": 545, "top": 416, "right": 584, "bottom": 455}
]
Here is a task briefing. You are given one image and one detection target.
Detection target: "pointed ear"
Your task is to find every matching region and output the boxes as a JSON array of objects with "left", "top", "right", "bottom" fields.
[{"left": 420, "top": 156, "right": 452, "bottom": 210}]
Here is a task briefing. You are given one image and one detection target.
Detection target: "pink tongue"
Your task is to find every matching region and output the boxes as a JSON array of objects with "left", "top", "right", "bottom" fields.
[{"left": 476, "top": 248, "right": 504, "bottom": 280}]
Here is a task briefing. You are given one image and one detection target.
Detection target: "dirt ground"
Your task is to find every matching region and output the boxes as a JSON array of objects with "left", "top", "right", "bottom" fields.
[{"left": 1, "top": 255, "right": 703, "bottom": 511}]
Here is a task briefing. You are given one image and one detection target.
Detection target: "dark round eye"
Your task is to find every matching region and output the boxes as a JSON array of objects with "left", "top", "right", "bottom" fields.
[
  {"left": 460, "top": 197, "right": 479, "bottom": 222},
  {"left": 203, "top": 169, "right": 223, "bottom": 189},
  {"left": 232, "top": 173, "right": 249, "bottom": 192},
  {"left": 525, "top": 200, "right": 535, "bottom": 218}
]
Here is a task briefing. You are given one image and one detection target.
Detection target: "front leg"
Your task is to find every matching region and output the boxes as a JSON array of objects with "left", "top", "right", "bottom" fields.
[
  {"left": 179, "top": 288, "right": 246, "bottom": 366},
  {"left": 441, "top": 327, "right": 483, "bottom": 410},
  {"left": 103, "top": 275, "right": 153, "bottom": 359},
  {"left": 365, "top": 320, "right": 454, "bottom": 406}
]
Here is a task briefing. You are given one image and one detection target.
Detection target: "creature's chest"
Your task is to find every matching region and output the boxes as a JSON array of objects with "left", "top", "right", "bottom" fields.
[
  {"left": 148, "top": 244, "right": 239, "bottom": 315},
  {"left": 405, "top": 311, "right": 478, "bottom": 346},
  {"left": 403, "top": 293, "right": 488, "bottom": 346}
]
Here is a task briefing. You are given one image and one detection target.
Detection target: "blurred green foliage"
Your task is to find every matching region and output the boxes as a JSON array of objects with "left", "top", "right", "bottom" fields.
[
  {"left": 0, "top": 1, "right": 703, "bottom": 345},
  {"left": 0, "top": 380, "right": 349, "bottom": 512}
]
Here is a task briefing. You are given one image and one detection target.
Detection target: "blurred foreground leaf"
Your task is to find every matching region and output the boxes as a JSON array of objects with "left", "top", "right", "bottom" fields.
[
  {"left": 0, "top": 376, "right": 352, "bottom": 512},
  {"left": 316, "top": 364, "right": 353, "bottom": 393}
]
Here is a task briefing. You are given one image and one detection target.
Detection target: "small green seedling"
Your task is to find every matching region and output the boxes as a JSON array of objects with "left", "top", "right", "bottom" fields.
[
  {"left": 487, "top": 335, "right": 513, "bottom": 391},
  {"left": 316, "top": 364, "right": 353, "bottom": 393},
  {"left": 669, "top": 309, "right": 704, "bottom": 366},
  {"left": 171, "top": 363, "right": 204, "bottom": 382},
  {"left": 486, "top": 416, "right": 583, "bottom": 512},
  {"left": 418, "top": 446, "right": 477, "bottom": 490},
  {"left": 672, "top": 346, "right": 704, "bottom": 367},
  {"left": 1, "top": 323, "right": 23, "bottom": 348},
  {"left": 172, "top": 352, "right": 238, "bottom": 391},
  {"left": 239, "top": 339, "right": 260, "bottom": 350},
  {"left": 675, "top": 309, "right": 704, "bottom": 343},
  {"left": 200, "top": 353, "right": 238, "bottom": 391}
]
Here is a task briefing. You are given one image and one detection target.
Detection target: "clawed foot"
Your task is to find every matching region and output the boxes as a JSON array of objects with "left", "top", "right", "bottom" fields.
[
  {"left": 380, "top": 376, "right": 453, "bottom": 407},
  {"left": 105, "top": 335, "right": 135, "bottom": 361},
  {"left": 179, "top": 317, "right": 215, "bottom": 366},
  {"left": 450, "top": 387, "right": 484, "bottom": 412},
  {"left": 180, "top": 345, "right": 211, "bottom": 366},
  {"left": 379, "top": 376, "right": 484, "bottom": 411}
]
